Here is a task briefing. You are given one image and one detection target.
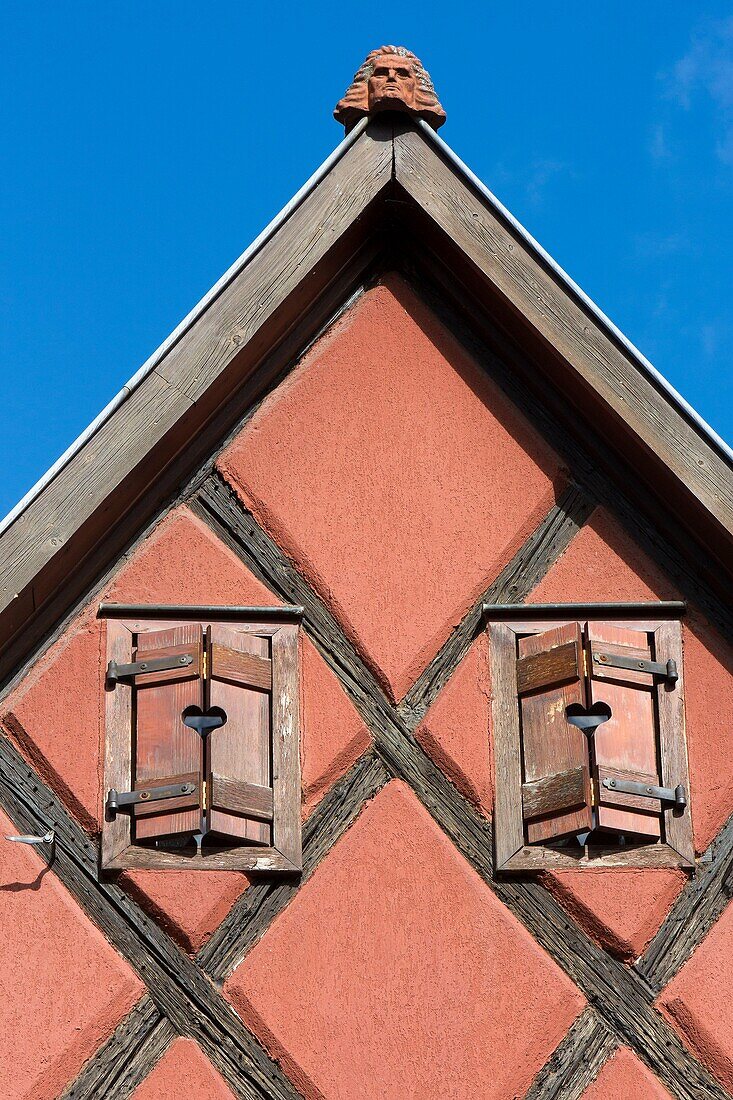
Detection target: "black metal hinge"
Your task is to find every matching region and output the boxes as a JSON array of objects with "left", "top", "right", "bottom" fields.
[
  {"left": 106, "top": 781, "right": 197, "bottom": 816},
  {"left": 106, "top": 653, "right": 194, "bottom": 685},
  {"left": 601, "top": 776, "right": 687, "bottom": 810},
  {"left": 592, "top": 651, "right": 678, "bottom": 683}
]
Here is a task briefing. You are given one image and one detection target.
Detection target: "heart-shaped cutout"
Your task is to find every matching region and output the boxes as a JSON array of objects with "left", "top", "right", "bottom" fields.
[
  {"left": 566, "top": 701, "right": 612, "bottom": 733},
  {"left": 181, "top": 705, "right": 227, "bottom": 736}
]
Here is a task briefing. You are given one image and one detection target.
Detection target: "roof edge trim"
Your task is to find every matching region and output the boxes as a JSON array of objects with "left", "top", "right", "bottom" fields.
[
  {"left": 416, "top": 118, "right": 733, "bottom": 469},
  {"left": 0, "top": 117, "right": 370, "bottom": 539}
]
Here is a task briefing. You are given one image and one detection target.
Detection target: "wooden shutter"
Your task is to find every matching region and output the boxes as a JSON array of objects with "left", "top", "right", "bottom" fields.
[
  {"left": 517, "top": 622, "right": 593, "bottom": 842},
  {"left": 586, "top": 623, "right": 661, "bottom": 839},
  {"left": 133, "top": 624, "right": 203, "bottom": 839},
  {"left": 207, "top": 625, "right": 273, "bottom": 845}
]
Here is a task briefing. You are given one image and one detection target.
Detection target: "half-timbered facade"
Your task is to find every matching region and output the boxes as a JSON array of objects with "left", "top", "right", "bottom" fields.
[{"left": 2, "top": 47, "right": 733, "bottom": 1100}]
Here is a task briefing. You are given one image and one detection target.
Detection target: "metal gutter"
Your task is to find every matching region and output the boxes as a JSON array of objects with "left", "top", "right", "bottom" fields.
[
  {"left": 0, "top": 118, "right": 370, "bottom": 538},
  {"left": 416, "top": 118, "right": 733, "bottom": 468}
]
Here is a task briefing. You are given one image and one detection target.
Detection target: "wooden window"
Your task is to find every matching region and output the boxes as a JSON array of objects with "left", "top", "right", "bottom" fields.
[
  {"left": 487, "top": 603, "right": 694, "bottom": 872},
  {"left": 101, "top": 605, "right": 302, "bottom": 872}
]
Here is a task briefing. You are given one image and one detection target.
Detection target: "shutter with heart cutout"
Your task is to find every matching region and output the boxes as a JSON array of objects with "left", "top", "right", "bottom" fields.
[
  {"left": 516, "top": 621, "right": 593, "bottom": 842},
  {"left": 206, "top": 624, "right": 273, "bottom": 845},
  {"left": 133, "top": 624, "right": 204, "bottom": 840}
]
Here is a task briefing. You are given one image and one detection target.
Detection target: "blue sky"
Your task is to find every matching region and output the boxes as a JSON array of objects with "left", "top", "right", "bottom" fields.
[{"left": 1, "top": 3, "right": 732, "bottom": 517}]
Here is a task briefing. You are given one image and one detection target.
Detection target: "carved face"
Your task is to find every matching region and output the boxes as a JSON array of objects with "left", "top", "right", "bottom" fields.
[{"left": 367, "top": 54, "right": 417, "bottom": 111}]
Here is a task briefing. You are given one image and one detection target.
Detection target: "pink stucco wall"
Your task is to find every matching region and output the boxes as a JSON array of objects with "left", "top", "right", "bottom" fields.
[{"left": 1, "top": 280, "right": 730, "bottom": 1096}]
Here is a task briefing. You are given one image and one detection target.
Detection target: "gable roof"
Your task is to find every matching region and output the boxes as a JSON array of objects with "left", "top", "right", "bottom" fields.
[{"left": 1, "top": 115, "right": 731, "bottom": 683}]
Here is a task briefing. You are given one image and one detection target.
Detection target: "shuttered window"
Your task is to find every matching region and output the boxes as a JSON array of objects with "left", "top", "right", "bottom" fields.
[
  {"left": 488, "top": 605, "right": 694, "bottom": 872},
  {"left": 101, "top": 607, "right": 302, "bottom": 873}
]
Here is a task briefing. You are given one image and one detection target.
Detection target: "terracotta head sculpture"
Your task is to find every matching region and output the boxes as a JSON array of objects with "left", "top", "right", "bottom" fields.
[{"left": 334, "top": 46, "right": 446, "bottom": 131}]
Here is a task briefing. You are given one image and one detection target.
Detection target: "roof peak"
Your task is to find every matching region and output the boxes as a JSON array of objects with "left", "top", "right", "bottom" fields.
[{"left": 334, "top": 46, "right": 446, "bottom": 132}]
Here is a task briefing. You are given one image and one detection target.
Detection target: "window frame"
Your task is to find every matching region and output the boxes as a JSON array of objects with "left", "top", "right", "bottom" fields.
[
  {"left": 100, "top": 604, "right": 303, "bottom": 873},
  {"left": 486, "top": 602, "right": 694, "bottom": 872}
]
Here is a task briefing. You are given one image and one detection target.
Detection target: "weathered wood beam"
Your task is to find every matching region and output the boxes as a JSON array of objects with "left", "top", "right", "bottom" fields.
[
  {"left": 525, "top": 1008, "right": 617, "bottom": 1100},
  {"left": 495, "top": 875, "right": 729, "bottom": 1099}
]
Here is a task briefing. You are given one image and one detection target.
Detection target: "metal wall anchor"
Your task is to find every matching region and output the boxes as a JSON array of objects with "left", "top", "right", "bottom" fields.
[
  {"left": 602, "top": 777, "right": 687, "bottom": 810},
  {"left": 6, "top": 829, "right": 55, "bottom": 847}
]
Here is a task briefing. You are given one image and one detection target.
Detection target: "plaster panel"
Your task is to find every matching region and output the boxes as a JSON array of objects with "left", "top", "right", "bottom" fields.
[
  {"left": 529, "top": 505, "right": 675, "bottom": 604},
  {"left": 680, "top": 614, "right": 733, "bottom": 852},
  {"left": 131, "top": 1038, "right": 236, "bottom": 1099},
  {"left": 219, "top": 275, "right": 562, "bottom": 701},
  {"left": 0, "top": 809, "right": 144, "bottom": 1100},
  {"left": 119, "top": 869, "right": 251, "bottom": 955},
  {"left": 3, "top": 622, "right": 104, "bottom": 833},
  {"left": 542, "top": 869, "right": 685, "bottom": 961},
  {"left": 580, "top": 1046, "right": 673, "bottom": 1099},
  {"left": 225, "top": 781, "right": 584, "bottom": 1100},
  {"left": 301, "top": 636, "right": 371, "bottom": 817}
]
